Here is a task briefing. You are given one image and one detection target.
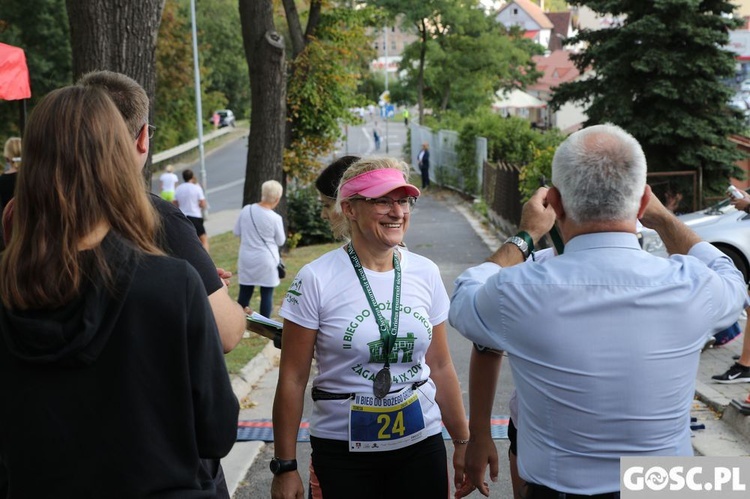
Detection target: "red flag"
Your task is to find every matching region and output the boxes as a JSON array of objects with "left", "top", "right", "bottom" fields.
[{"left": 0, "top": 43, "right": 32, "bottom": 101}]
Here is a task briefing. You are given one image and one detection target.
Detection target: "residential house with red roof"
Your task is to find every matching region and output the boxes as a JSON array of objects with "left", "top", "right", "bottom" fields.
[
  {"left": 496, "top": 0, "right": 553, "bottom": 48},
  {"left": 527, "top": 49, "right": 587, "bottom": 133}
]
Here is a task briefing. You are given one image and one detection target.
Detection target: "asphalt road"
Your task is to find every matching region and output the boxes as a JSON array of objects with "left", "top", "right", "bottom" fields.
[{"left": 149, "top": 114, "right": 408, "bottom": 212}]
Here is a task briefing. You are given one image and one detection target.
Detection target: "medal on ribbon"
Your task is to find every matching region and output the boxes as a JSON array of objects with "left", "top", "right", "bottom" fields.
[{"left": 346, "top": 243, "right": 402, "bottom": 399}]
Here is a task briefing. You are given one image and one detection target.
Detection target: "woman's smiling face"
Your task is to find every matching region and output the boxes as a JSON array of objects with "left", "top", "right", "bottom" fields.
[{"left": 346, "top": 187, "right": 411, "bottom": 250}]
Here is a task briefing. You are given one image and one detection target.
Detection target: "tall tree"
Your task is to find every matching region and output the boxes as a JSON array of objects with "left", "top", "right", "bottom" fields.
[
  {"left": 282, "top": 3, "right": 374, "bottom": 183},
  {"left": 373, "top": 0, "right": 451, "bottom": 123},
  {"left": 154, "top": 0, "right": 225, "bottom": 152},
  {"left": 551, "top": 0, "right": 745, "bottom": 199},
  {"left": 239, "top": 0, "right": 286, "bottom": 207},
  {"left": 400, "top": 10, "right": 542, "bottom": 116},
  {"left": 196, "top": 0, "right": 250, "bottom": 118},
  {"left": 65, "top": 0, "right": 166, "bottom": 181},
  {"left": 239, "top": 0, "right": 373, "bottom": 212},
  {"left": 374, "top": 0, "right": 538, "bottom": 122}
]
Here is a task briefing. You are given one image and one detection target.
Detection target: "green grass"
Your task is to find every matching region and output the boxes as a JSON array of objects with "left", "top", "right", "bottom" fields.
[{"left": 210, "top": 231, "right": 341, "bottom": 374}]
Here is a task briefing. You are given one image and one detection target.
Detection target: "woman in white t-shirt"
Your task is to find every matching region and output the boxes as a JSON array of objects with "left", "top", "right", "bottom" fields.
[
  {"left": 159, "top": 164, "right": 179, "bottom": 202},
  {"left": 271, "top": 158, "right": 473, "bottom": 499}
]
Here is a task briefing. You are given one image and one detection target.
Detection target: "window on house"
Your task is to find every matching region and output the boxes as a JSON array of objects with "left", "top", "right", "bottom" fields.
[
  {"left": 513, "top": 8, "right": 518, "bottom": 15},
  {"left": 391, "top": 41, "right": 396, "bottom": 50},
  {"left": 374, "top": 42, "right": 379, "bottom": 50}
]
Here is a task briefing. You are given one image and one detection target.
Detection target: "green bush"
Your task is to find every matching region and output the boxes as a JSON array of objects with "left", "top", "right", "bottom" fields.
[{"left": 287, "top": 186, "right": 337, "bottom": 247}]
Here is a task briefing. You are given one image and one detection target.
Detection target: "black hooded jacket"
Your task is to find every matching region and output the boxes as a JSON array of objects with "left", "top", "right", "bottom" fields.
[{"left": 0, "top": 233, "right": 239, "bottom": 498}]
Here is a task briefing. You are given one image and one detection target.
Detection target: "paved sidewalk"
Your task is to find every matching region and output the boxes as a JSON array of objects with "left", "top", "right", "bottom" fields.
[
  {"left": 694, "top": 329, "right": 750, "bottom": 451},
  {"left": 204, "top": 208, "right": 241, "bottom": 237}
]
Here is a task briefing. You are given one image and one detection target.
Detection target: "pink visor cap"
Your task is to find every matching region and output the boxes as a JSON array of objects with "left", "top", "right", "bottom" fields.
[{"left": 339, "top": 168, "right": 421, "bottom": 199}]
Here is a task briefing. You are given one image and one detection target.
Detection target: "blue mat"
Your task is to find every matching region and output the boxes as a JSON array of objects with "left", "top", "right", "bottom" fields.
[{"left": 237, "top": 416, "right": 509, "bottom": 442}]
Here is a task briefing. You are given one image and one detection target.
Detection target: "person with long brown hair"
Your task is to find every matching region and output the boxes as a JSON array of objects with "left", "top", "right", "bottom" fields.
[{"left": 0, "top": 85, "right": 238, "bottom": 498}]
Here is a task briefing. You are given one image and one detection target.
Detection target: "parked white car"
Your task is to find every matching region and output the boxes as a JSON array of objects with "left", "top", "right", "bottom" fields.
[{"left": 640, "top": 194, "right": 750, "bottom": 282}]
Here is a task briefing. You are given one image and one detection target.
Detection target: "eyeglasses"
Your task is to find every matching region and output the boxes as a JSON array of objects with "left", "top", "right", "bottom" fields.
[
  {"left": 137, "top": 124, "right": 156, "bottom": 140},
  {"left": 352, "top": 196, "right": 417, "bottom": 214}
]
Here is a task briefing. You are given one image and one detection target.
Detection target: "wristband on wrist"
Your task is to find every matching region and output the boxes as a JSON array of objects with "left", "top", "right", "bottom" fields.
[
  {"left": 453, "top": 438, "right": 470, "bottom": 445},
  {"left": 504, "top": 231, "right": 534, "bottom": 259},
  {"left": 516, "top": 231, "right": 534, "bottom": 253}
]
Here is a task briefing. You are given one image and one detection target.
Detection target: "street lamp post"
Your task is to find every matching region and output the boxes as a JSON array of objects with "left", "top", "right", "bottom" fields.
[
  {"left": 190, "top": 0, "right": 208, "bottom": 214},
  {"left": 384, "top": 26, "right": 389, "bottom": 154}
]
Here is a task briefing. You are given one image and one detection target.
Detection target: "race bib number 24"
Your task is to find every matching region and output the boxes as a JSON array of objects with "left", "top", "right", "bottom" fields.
[{"left": 348, "top": 387, "right": 426, "bottom": 452}]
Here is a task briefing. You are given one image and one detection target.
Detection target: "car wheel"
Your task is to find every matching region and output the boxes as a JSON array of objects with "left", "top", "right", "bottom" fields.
[{"left": 715, "top": 245, "right": 749, "bottom": 283}]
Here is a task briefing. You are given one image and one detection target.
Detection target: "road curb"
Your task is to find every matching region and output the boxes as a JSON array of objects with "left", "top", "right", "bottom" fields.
[
  {"left": 226, "top": 340, "right": 278, "bottom": 497},
  {"left": 231, "top": 340, "right": 279, "bottom": 401}
]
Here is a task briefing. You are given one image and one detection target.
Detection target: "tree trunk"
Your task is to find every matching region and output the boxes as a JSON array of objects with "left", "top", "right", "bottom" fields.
[
  {"left": 281, "top": 0, "right": 323, "bottom": 154},
  {"left": 440, "top": 85, "right": 451, "bottom": 113},
  {"left": 65, "top": 0, "right": 165, "bottom": 184},
  {"left": 239, "top": 0, "right": 286, "bottom": 217}
]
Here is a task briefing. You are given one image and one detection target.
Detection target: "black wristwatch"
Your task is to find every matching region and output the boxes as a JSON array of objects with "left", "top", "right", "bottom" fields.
[{"left": 270, "top": 457, "right": 298, "bottom": 475}]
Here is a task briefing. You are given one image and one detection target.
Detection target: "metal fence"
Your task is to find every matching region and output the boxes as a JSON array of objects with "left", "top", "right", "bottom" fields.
[{"left": 409, "top": 124, "right": 486, "bottom": 196}]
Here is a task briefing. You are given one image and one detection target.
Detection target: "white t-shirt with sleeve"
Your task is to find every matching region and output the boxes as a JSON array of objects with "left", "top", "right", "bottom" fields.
[
  {"left": 280, "top": 246, "right": 449, "bottom": 441},
  {"left": 159, "top": 172, "right": 179, "bottom": 192},
  {"left": 173, "top": 182, "right": 205, "bottom": 218}
]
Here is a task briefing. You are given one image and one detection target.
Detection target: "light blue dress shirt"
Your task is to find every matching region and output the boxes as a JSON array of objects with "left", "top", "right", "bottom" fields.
[{"left": 450, "top": 232, "right": 748, "bottom": 495}]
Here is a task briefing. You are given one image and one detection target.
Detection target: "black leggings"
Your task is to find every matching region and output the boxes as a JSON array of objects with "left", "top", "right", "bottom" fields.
[{"left": 310, "top": 433, "right": 448, "bottom": 499}]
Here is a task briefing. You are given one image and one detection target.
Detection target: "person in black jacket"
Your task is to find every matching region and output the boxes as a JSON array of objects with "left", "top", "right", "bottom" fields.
[
  {"left": 76, "top": 69, "right": 244, "bottom": 499},
  {"left": 418, "top": 142, "right": 430, "bottom": 188},
  {"left": 0, "top": 85, "right": 239, "bottom": 498}
]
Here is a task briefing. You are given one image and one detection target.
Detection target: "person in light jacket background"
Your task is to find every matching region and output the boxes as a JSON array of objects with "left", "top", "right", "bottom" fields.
[{"left": 234, "top": 180, "right": 286, "bottom": 318}]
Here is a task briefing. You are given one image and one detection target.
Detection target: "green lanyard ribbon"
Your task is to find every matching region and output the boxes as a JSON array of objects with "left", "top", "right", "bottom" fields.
[{"left": 346, "top": 243, "right": 401, "bottom": 368}]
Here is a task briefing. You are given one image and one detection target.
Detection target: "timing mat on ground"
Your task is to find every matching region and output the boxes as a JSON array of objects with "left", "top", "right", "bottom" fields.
[{"left": 237, "top": 416, "right": 509, "bottom": 442}]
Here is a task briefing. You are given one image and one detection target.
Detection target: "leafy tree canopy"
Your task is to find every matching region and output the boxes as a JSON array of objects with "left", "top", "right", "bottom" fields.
[
  {"left": 374, "top": 0, "right": 541, "bottom": 120},
  {"left": 194, "top": 0, "right": 250, "bottom": 119},
  {"left": 551, "top": 0, "right": 746, "bottom": 199},
  {"left": 284, "top": 4, "right": 378, "bottom": 182},
  {"left": 155, "top": 0, "right": 224, "bottom": 152}
]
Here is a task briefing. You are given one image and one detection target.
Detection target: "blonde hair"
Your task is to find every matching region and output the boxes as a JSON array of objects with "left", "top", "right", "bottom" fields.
[
  {"left": 333, "top": 157, "right": 411, "bottom": 239},
  {"left": 165, "top": 164, "right": 174, "bottom": 173},
  {"left": 261, "top": 180, "right": 283, "bottom": 203},
  {"left": 4, "top": 137, "right": 22, "bottom": 170}
]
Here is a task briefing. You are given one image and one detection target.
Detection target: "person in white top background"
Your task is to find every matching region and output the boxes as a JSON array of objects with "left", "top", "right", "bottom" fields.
[
  {"left": 173, "top": 168, "right": 208, "bottom": 252},
  {"left": 233, "top": 180, "right": 286, "bottom": 318},
  {"left": 159, "top": 164, "right": 179, "bottom": 202}
]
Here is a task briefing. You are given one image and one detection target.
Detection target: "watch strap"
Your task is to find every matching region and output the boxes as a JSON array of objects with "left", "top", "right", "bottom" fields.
[
  {"left": 515, "top": 231, "right": 534, "bottom": 254},
  {"left": 505, "top": 235, "right": 530, "bottom": 259},
  {"left": 270, "top": 457, "right": 298, "bottom": 475}
]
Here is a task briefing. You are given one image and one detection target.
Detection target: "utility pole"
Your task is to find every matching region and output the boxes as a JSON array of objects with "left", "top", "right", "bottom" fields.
[
  {"left": 190, "top": 0, "right": 207, "bottom": 215},
  {"left": 384, "top": 26, "right": 389, "bottom": 154}
]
